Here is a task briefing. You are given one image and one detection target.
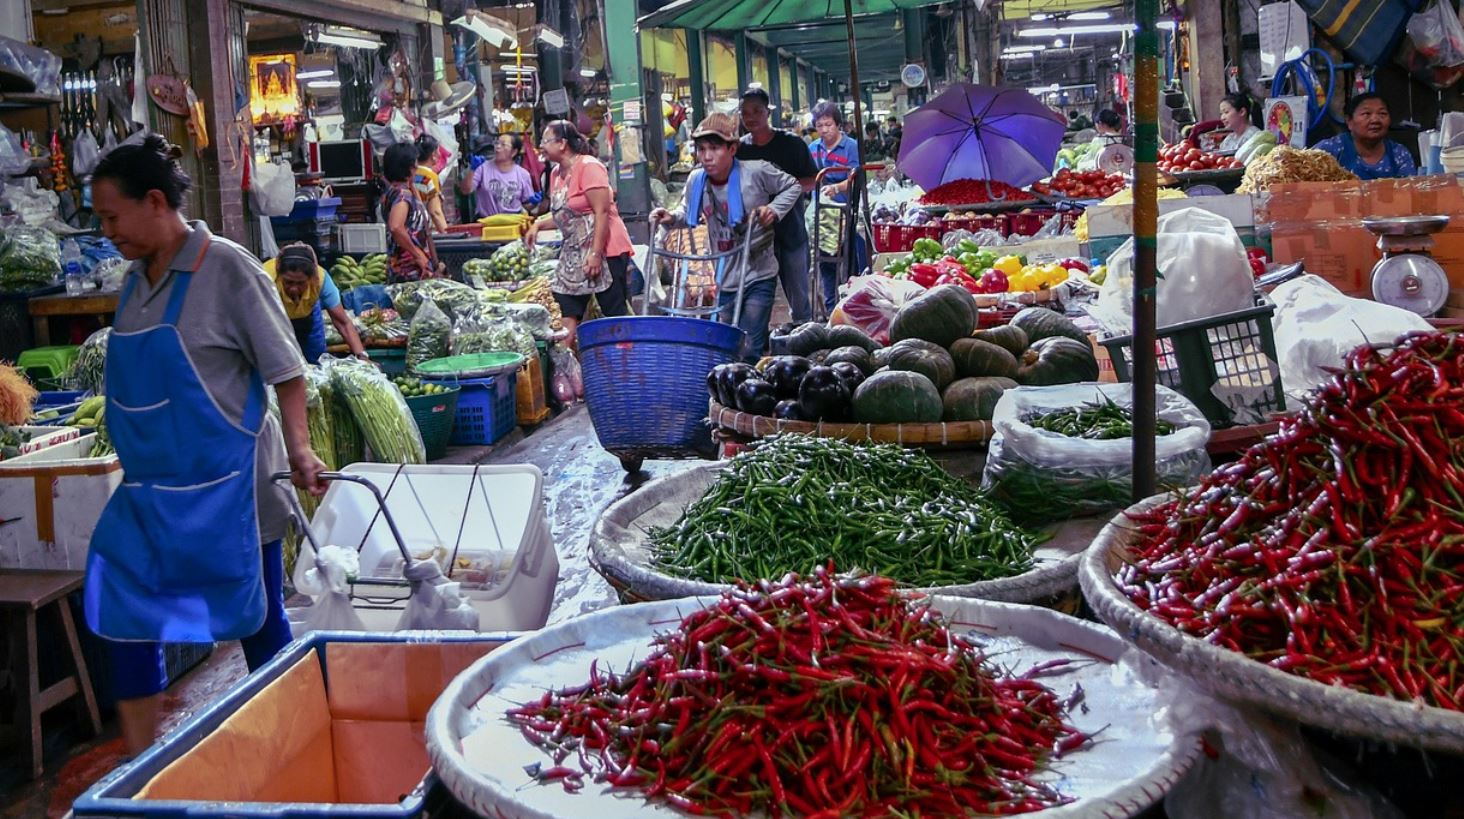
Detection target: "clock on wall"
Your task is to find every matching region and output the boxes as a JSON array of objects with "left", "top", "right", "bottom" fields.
[{"left": 901, "top": 63, "right": 927, "bottom": 88}]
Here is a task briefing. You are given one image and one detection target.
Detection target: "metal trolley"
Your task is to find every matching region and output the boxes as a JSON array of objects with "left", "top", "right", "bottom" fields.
[
  {"left": 810, "top": 163, "right": 882, "bottom": 321},
  {"left": 576, "top": 224, "right": 754, "bottom": 472}
]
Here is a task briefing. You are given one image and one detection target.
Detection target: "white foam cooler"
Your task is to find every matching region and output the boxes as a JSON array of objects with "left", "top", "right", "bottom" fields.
[
  {"left": 0, "top": 434, "right": 121, "bottom": 570},
  {"left": 302, "top": 463, "right": 558, "bottom": 632}
]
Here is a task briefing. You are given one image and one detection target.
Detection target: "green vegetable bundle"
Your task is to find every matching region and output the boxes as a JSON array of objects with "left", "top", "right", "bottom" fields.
[
  {"left": 68, "top": 328, "right": 110, "bottom": 394},
  {"left": 650, "top": 434, "right": 1040, "bottom": 587},
  {"left": 304, "top": 367, "right": 338, "bottom": 470},
  {"left": 1023, "top": 398, "right": 1176, "bottom": 440},
  {"left": 0, "top": 227, "right": 61, "bottom": 292},
  {"left": 389, "top": 279, "right": 481, "bottom": 322},
  {"left": 328, "top": 357, "right": 425, "bottom": 464},
  {"left": 407, "top": 299, "right": 451, "bottom": 372},
  {"left": 88, "top": 407, "right": 113, "bottom": 457},
  {"left": 326, "top": 379, "right": 364, "bottom": 467},
  {"left": 0, "top": 423, "right": 31, "bottom": 460}
]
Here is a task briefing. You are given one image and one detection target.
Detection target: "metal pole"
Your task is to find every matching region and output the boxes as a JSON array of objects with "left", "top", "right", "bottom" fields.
[
  {"left": 1132, "top": 0, "right": 1159, "bottom": 500},
  {"left": 843, "top": 0, "right": 864, "bottom": 141}
]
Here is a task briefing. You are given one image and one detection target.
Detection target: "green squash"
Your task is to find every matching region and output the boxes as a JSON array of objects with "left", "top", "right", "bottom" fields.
[
  {"left": 974, "top": 324, "right": 1029, "bottom": 359},
  {"left": 871, "top": 346, "right": 895, "bottom": 370},
  {"left": 852, "top": 370, "right": 943, "bottom": 424},
  {"left": 825, "top": 346, "right": 875, "bottom": 375},
  {"left": 825, "top": 324, "right": 879, "bottom": 352},
  {"left": 1010, "top": 307, "right": 1088, "bottom": 345},
  {"left": 949, "top": 338, "right": 1019, "bottom": 380},
  {"left": 889, "top": 285, "right": 978, "bottom": 348},
  {"left": 786, "top": 323, "right": 831, "bottom": 356},
  {"left": 942, "top": 377, "right": 1017, "bottom": 421},
  {"left": 1017, "top": 336, "right": 1100, "bottom": 386},
  {"left": 886, "top": 339, "right": 957, "bottom": 390}
]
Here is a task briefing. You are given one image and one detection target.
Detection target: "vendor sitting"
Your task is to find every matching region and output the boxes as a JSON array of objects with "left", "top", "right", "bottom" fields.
[
  {"left": 1313, "top": 93, "right": 1416, "bottom": 180},
  {"left": 263, "top": 243, "right": 368, "bottom": 364}
]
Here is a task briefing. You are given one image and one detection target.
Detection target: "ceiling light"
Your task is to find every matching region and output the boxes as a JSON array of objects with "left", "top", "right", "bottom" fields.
[
  {"left": 1002, "top": 44, "right": 1047, "bottom": 54},
  {"left": 1069, "top": 11, "right": 1111, "bottom": 20},
  {"left": 306, "top": 80, "right": 342, "bottom": 89},
  {"left": 1027, "top": 84, "right": 1059, "bottom": 94},
  {"left": 317, "top": 32, "right": 382, "bottom": 50},
  {"left": 500, "top": 65, "right": 537, "bottom": 74},
  {"left": 580, "top": 68, "right": 598, "bottom": 77},
  {"left": 536, "top": 26, "right": 564, "bottom": 48},
  {"left": 1030, "top": 12, "right": 1049, "bottom": 20},
  {"left": 1019, "top": 24, "right": 1137, "bottom": 36},
  {"left": 1053, "top": 37, "right": 1065, "bottom": 47},
  {"left": 297, "top": 69, "right": 335, "bottom": 80}
]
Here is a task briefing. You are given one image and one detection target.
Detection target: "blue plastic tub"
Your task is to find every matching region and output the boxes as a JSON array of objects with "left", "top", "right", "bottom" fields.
[
  {"left": 577, "top": 316, "right": 745, "bottom": 465},
  {"left": 339, "top": 284, "right": 391, "bottom": 314},
  {"left": 423, "top": 371, "right": 517, "bottom": 446},
  {"left": 283, "top": 196, "right": 341, "bottom": 222},
  {"left": 73, "top": 631, "right": 512, "bottom": 819}
]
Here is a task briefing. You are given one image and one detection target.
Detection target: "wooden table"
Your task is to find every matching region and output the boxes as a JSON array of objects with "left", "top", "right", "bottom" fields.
[{"left": 28, "top": 292, "right": 119, "bottom": 345}]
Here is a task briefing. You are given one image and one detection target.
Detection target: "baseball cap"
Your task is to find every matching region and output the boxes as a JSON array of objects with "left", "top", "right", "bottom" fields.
[{"left": 691, "top": 112, "right": 739, "bottom": 144}]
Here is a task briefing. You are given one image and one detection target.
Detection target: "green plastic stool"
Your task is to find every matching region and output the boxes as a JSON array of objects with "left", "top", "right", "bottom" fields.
[{"left": 17, "top": 345, "right": 80, "bottom": 389}]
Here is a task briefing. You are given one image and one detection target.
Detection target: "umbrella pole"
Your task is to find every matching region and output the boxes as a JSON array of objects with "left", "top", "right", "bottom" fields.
[
  {"left": 1132, "top": 0, "right": 1159, "bottom": 500},
  {"left": 843, "top": 0, "right": 865, "bottom": 289}
]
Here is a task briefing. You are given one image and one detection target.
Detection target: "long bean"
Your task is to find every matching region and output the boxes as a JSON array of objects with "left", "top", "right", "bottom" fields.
[
  {"left": 650, "top": 435, "right": 1039, "bottom": 586},
  {"left": 1023, "top": 396, "right": 1176, "bottom": 440}
]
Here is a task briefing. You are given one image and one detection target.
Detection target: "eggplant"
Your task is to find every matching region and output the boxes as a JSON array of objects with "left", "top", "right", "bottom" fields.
[
  {"left": 773, "top": 399, "right": 808, "bottom": 421},
  {"left": 707, "top": 365, "right": 727, "bottom": 404},
  {"left": 719, "top": 363, "right": 757, "bottom": 408},
  {"left": 829, "top": 361, "right": 867, "bottom": 392},
  {"left": 763, "top": 355, "right": 814, "bottom": 400},
  {"left": 735, "top": 377, "right": 779, "bottom": 416},
  {"left": 798, "top": 365, "right": 851, "bottom": 421}
]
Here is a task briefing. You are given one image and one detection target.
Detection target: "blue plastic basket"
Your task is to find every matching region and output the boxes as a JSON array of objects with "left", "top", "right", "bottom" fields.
[
  {"left": 577, "top": 316, "right": 745, "bottom": 463},
  {"left": 339, "top": 284, "right": 391, "bottom": 313},
  {"left": 73, "top": 631, "right": 510, "bottom": 819},
  {"left": 423, "top": 371, "right": 517, "bottom": 446}
]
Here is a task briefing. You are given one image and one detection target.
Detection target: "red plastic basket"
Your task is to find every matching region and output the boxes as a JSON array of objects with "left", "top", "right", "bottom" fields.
[
  {"left": 1007, "top": 209, "right": 1060, "bottom": 237},
  {"left": 872, "top": 223, "right": 942, "bottom": 253}
]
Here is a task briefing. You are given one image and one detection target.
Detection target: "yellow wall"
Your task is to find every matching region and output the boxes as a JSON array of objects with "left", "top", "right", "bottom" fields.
[{"left": 707, "top": 36, "right": 739, "bottom": 105}]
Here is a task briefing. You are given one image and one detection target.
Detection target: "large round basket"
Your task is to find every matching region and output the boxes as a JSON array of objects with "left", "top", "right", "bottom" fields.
[
  {"left": 1080, "top": 495, "right": 1464, "bottom": 754},
  {"left": 591, "top": 461, "right": 1104, "bottom": 606},
  {"left": 709, "top": 400, "right": 992, "bottom": 449},
  {"left": 426, "top": 595, "right": 1203, "bottom": 819}
]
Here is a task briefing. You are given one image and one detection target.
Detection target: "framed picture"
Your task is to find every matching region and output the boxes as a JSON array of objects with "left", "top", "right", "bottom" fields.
[{"left": 249, "top": 53, "right": 300, "bottom": 124}]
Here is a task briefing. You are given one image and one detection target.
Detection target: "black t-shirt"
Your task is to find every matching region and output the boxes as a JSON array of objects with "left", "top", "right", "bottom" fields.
[{"left": 739, "top": 131, "right": 818, "bottom": 182}]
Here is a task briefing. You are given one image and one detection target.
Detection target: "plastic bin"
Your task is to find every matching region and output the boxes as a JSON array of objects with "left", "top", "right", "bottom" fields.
[
  {"left": 871, "top": 223, "right": 941, "bottom": 253},
  {"left": 73, "top": 632, "right": 511, "bottom": 819},
  {"left": 426, "top": 372, "right": 516, "bottom": 446},
  {"left": 284, "top": 196, "right": 341, "bottom": 222},
  {"left": 305, "top": 463, "right": 558, "bottom": 632},
  {"left": 403, "top": 387, "right": 459, "bottom": 461},
  {"left": 366, "top": 347, "right": 407, "bottom": 375},
  {"left": 336, "top": 222, "right": 386, "bottom": 254},
  {"left": 433, "top": 239, "right": 502, "bottom": 280},
  {"left": 18, "top": 344, "right": 80, "bottom": 388},
  {"left": 0, "top": 434, "right": 121, "bottom": 570},
  {"left": 515, "top": 354, "right": 549, "bottom": 426},
  {"left": 339, "top": 284, "right": 391, "bottom": 313},
  {"left": 1099, "top": 292, "right": 1286, "bottom": 428}
]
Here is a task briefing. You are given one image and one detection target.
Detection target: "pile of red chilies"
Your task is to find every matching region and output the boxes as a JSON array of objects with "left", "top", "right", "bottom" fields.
[
  {"left": 508, "top": 567, "right": 1085, "bottom": 817},
  {"left": 1121, "top": 331, "right": 1464, "bottom": 709},
  {"left": 918, "top": 178, "right": 1033, "bottom": 206}
]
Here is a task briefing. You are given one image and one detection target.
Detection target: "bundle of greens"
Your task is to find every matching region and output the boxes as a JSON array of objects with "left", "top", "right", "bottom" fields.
[
  {"left": 67, "top": 328, "right": 110, "bottom": 394},
  {"left": 407, "top": 299, "right": 452, "bottom": 372},
  {"left": 0, "top": 227, "right": 61, "bottom": 292},
  {"left": 328, "top": 357, "right": 425, "bottom": 464}
]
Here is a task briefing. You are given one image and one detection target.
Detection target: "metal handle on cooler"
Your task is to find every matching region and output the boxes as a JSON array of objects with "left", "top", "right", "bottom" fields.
[{"left": 270, "top": 470, "right": 414, "bottom": 564}]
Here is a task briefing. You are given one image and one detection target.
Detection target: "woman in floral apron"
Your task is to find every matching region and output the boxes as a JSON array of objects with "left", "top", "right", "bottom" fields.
[{"left": 525, "top": 120, "right": 633, "bottom": 348}]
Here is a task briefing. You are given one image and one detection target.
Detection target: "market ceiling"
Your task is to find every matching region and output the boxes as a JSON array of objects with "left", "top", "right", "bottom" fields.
[{"left": 1000, "top": 0, "right": 1121, "bottom": 21}]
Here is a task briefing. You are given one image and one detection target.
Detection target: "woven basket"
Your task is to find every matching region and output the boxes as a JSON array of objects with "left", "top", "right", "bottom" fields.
[
  {"left": 1079, "top": 495, "right": 1464, "bottom": 754},
  {"left": 709, "top": 400, "right": 992, "bottom": 448},
  {"left": 591, "top": 461, "right": 1101, "bottom": 606}
]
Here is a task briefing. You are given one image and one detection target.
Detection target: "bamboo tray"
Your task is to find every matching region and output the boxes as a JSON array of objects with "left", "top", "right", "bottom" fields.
[{"left": 708, "top": 399, "right": 992, "bottom": 448}]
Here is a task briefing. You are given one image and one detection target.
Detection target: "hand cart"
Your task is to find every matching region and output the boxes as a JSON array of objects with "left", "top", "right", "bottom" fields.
[
  {"left": 576, "top": 223, "right": 754, "bottom": 473},
  {"left": 810, "top": 163, "right": 882, "bottom": 321}
]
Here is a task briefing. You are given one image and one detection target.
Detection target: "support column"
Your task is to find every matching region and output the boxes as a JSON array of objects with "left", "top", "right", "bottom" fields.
[
  {"left": 902, "top": 8, "right": 925, "bottom": 69},
  {"left": 735, "top": 31, "right": 751, "bottom": 92},
  {"left": 768, "top": 49, "right": 783, "bottom": 113},
  {"left": 685, "top": 28, "right": 707, "bottom": 125},
  {"left": 1187, "top": 0, "right": 1225, "bottom": 124},
  {"left": 186, "top": 0, "right": 246, "bottom": 244},
  {"left": 604, "top": 0, "right": 652, "bottom": 223},
  {"left": 789, "top": 60, "right": 800, "bottom": 115}
]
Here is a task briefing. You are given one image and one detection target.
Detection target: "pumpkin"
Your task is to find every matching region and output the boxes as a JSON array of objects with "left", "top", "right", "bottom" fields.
[
  {"left": 949, "top": 338, "right": 1019, "bottom": 380},
  {"left": 825, "top": 346, "right": 875, "bottom": 375},
  {"left": 942, "top": 377, "right": 1017, "bottom": 421},
  {"left": 871, "top": 346, "right": 895, "bottom": 371},
  {"left": 889, "top": 285, "right": 978, "bottom": 349},
  {"left": 1010, "top": 307, "right": 1088, "bottom": 345},
  {"left": 1017, "top": 336, "right": 1100, "bottom": 386},
  {"left": 973, "top": 325, "right": 1029, "bottom": 359},
  {"left": 852, "top": 370, "right": 943, "bottom": 424},
  {"left": 825, "top": 324, "right": 879, "bottom": 353},
  {"left": 886, "top": 339, "right": 957, "bottom": 390},
  {"left": 785, "top": 323, "right": 831, "bottom": 356}
]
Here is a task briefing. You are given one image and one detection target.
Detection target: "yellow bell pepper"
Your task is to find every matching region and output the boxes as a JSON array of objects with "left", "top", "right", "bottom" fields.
[
  {"left": 1039, "top": 264, "right": 1068, "bottom": 288},
  {"left": 993, "top": 255, "right": 1024, "bottom": 277}
]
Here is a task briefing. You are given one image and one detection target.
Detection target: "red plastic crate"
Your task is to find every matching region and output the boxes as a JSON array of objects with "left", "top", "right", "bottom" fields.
[
  {"left": 872, "top": 223, "right": 941, "bottom": 253},
  {"left": 1007, "top": 209, "right": 1060, "bottom": 237}
]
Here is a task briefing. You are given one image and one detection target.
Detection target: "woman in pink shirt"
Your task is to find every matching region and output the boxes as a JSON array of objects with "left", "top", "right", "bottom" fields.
[{"left": 525, "top": 120, "right": 633, "bottom": 347}]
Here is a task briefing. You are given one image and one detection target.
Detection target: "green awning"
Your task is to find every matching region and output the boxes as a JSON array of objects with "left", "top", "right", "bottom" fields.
[{"left": 638, "top": 0, "right": 944, "bottom": 32}]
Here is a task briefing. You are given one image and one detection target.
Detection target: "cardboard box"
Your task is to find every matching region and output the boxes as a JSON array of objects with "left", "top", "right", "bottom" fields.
[{"left": 1264, "top": 176, "right": 1464, "bottom": 296}]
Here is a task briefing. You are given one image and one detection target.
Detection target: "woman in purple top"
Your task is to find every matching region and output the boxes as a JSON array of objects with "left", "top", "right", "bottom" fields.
[{"left": 459, "top": 133, "right": 540, "bottom": 218}]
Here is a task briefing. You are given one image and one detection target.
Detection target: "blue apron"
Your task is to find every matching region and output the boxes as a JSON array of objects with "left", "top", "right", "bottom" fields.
[
  {"left": 291, "top": 301, "right": 327, "bottom": 364},
  {"left": 1338, "top": 136, "right": 1401, "bottom": 181},
  {"left": 84, "top": 259, "right": 268, "bottom": 643}
]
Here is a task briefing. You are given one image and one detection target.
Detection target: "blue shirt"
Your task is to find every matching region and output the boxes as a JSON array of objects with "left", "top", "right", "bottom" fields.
[
  {"left": 811, "top": 135, "right": 860, "bottom": 202},
  {"left": 1312, "top": 134, "right": 1416, "bottom": 180},
  {"left": 320, "top": 271, "right": 341, "bottom": 310}
]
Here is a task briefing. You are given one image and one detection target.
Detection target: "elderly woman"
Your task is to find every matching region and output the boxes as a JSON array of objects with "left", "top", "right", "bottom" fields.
[
  {"left": 380, "top": 142, "right": 443, "bottom": 283},
  {"left": 1313, "top": 93, "right": 1417, "bottom": 180},
  {"left": 525, "top": 120, "right": 633, "bottom": 347},
  {"left": 262, "top": 243, "right": 369, "bottom": 363},
  {"left": 85, "top": 134, "right": 325, "bottom": 756}
]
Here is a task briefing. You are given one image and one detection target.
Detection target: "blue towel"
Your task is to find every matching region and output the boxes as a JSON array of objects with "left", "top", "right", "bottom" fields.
[{"left": 683, "top": 162, "right": 744, "bottom": 229}]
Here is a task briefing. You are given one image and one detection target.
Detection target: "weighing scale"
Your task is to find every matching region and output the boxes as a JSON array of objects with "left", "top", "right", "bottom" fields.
[
  {"left": 1363, "top": 215, "right": 1452, "bottom": 316},
  {"left": 1096, "top": 143, "right": 1135, "bottom": 175}
]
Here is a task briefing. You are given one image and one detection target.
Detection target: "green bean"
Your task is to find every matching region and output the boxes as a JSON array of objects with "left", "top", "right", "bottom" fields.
[{"left": 1022, "top": 395, "right": 1177, "bottom": 440}]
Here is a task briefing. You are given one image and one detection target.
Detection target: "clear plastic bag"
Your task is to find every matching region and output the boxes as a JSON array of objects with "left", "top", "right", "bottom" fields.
[
  {"left": 981, "top": 383, "right": 1212, "bottom": 523},
  {"left": 72, "top": 131, "right": 101, "bottom": 177},
  {"left": 389, "top": 278, "right": 481, "bottom": 322},
  {"left": 1405, "top": 0, "right": 1464, "bottom": 79},
  {"left": 67, "top": 327, "right": 110, "bottom": 393},
  {"left": 290, "top": 544, "right": 366, "bottom": 635},
  {"left": 828, "top": 274, "right": 928, "bottom": 345},
  {"left": 548, "top": 342, "right": 583, "bottom": 402},
  {"left": 0, "top": 125, "right": 30, "bottom": 177},
  {"left": 0, "top": 36, "right": 61, "bottom": 97},
  {"left": 407, "top": 298, "right": 451, "bottom": 372},
  {"left": 0, "top": 225, "right": 61, "bottom": 291},
  {"left": 453, "top": 311, "right": 535, "bottom": 360},
  {"left": 326, "top": 356, "right": 425, "bottom": 464}
]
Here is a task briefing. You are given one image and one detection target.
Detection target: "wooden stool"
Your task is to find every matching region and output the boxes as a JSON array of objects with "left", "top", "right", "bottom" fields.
[{"left": 0, "top": 570, "right": 102, "bottom": 779}]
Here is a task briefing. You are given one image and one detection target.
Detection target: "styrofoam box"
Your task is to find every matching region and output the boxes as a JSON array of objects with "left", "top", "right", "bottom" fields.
[
  {"left": 1085, "top": 194, "right": 1257, "bottom": 238},
  {"left": 337, "top": 223, "right": 388, "bottom": 254},
  {"left": 0, "top": 434, "right": 121, "bottom": 570},
  {"left": 305, "top": 463, "right": 558, "bottom": 632},
  {"left": 15, "top": 425, "right": 81, "bottom": 455}
]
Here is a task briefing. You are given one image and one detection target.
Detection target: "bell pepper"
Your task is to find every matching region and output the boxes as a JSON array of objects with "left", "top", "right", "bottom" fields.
[
  {"left": 912, "top": 237, "right": 944, "bottom": 261},
  {"left": 993, "top": 255, "right": 1023, "bottom": 277},
  {"left": 1057, "top": 257, "right": 1090, "bottom": 273},
  {"left": 1038, "top": 263, "right": 1069, "bottom": 288},
  {"left": 908, "top": 262, "right": 941, "bottom": 288},
  {"left": 936, "top": 271, "right": 982, "bottom": 294},
  {"left": 977, "top": 268, "right": 1009, "bottom": 294},
  {"left": 936, "top": 257, "right": 969, "bottom": 277},
  {"left": 957, "top": 252, "right": 983, "bottom": 272},
  {"left": 955, "top": 239, "right": 982, "bottom": 257}
]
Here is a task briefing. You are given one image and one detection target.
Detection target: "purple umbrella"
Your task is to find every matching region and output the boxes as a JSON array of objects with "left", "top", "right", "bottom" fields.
[{"left": 897, "top": 84, "right": 1067, "bottom": 192}]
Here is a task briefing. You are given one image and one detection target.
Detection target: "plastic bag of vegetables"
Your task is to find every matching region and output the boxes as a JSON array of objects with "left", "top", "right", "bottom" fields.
[
  {"left": 407, "top": 298, "right": 451, "bottom": 372},
  {"left": 389, "top": 278, "right": 480, "bottom": 322},
  {"left": 67, "top": 328, "right": 111, "bottom": 394},
  {"left": 981, "top": 383, "right": 1211, "bottom": 523},
  {"left": 451, "top": 312, "right": 535, "bottom": 360},
  {"left": 0, "top": 226, "right": 61, "bottom": 292},
  {"left": 303, "top": 366, "right": 339, "bottom": 471},
  {"left": 326, "top": 356, "right": 425, "bottom": 464},
  {"left": 496, "top": 302, "right": 553, "bottom": 340}
]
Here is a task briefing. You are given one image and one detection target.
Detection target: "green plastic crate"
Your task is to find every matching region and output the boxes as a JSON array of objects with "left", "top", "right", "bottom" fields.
[
  {"left": 366, "top": 347, "right": 407, "bottom": 376},
  {"left": 18, "top": 345, "right": 80, "bottom": 389},
  {"left": 402, "top": 387, "right": 459, "bottom": 461}
]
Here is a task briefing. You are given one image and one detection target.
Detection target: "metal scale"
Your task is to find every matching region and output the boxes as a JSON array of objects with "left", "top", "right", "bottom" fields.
[{"left": 1363, "top": 215, "right": 1452, "bottom": 316}]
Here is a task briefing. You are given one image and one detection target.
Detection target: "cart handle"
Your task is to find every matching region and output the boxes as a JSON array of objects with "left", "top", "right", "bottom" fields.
[{"left": 270, "top": 471, "right": 413, "bottom": 564}]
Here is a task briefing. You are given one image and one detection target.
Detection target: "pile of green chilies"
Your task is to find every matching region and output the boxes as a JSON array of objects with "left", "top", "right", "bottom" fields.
[
  {"left": 1023, "top": 398, "right": 1176, "bottom": 440},
  {"left": 650, "top": 435, "right": 1039, "bottom": 587},
  {"left": 508, "top": 568, "right": 1085, "bottom": 816},
  {"left": 1121, "top": 332, "right": 1464, "bottom": 709}
]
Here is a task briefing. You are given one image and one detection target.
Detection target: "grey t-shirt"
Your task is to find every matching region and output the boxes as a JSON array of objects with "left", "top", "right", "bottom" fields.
[
  {"left": 670, "top": 159, "right": 802, "bottom": 292},
  {"left": 110, "top": 221, "right": 304, "bottom": 544}
]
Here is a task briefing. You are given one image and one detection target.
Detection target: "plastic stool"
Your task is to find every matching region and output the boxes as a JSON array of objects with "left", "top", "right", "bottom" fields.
[
  {"left": 0, "top": 570, "right": 102, "bottom": 778},
  {"left": 17, "top": 345, "right": 80, "bottom": 387}
]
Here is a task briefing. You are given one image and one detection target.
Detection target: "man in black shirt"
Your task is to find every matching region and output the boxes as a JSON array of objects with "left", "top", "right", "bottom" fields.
[{"left": 738, "top": 88, "right": 818, "bottom": 323}]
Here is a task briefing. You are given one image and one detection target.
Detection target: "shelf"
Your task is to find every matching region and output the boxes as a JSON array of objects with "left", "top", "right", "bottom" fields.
[{"left": 0, "top": 92, "right": 60, "bottom": 110}]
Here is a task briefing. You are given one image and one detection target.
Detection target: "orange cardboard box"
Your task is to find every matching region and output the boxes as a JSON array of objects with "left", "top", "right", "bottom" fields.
[{"left": 1264, "top": 176, "right": 1464, "bottom": 297}]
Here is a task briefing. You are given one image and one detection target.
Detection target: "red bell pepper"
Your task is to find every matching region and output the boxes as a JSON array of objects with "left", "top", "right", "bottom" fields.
[
  {"left": 1057, "top": 257, "right": 1090, "bottom": 273},
  {"left": 977, "top": 268, "right": 1010, "bottom": 294},
  {"left": 908, "top": 262, "right": 941, "bottom": 288},
  {"left": 936, "top": 271, "right": 982, "bottom": 295}
]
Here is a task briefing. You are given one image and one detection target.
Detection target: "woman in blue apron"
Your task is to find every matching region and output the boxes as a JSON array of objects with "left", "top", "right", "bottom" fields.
[
  {"left": 1313, "top": 93, "right": 1417, "bottom": 181},
  {"left": 263, "top": 243, "right": 369, "bottom": 364},
  {"left": 84, "top": 135, "right": 327, "bottom": 756}
]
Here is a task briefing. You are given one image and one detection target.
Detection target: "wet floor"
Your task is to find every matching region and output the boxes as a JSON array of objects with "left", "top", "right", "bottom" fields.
[{"left": 0, "top": 405, "right": 690, "bottom": 818}]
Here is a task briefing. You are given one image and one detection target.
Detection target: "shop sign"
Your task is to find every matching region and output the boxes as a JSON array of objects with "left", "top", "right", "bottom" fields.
[{"left": 543, "top": 88, "right": 570, "bottom": 115}]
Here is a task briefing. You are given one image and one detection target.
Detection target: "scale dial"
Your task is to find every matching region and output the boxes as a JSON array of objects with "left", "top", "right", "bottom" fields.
[{"left": 1371, "top": 254, "right": 1449, "bottom": 316}]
